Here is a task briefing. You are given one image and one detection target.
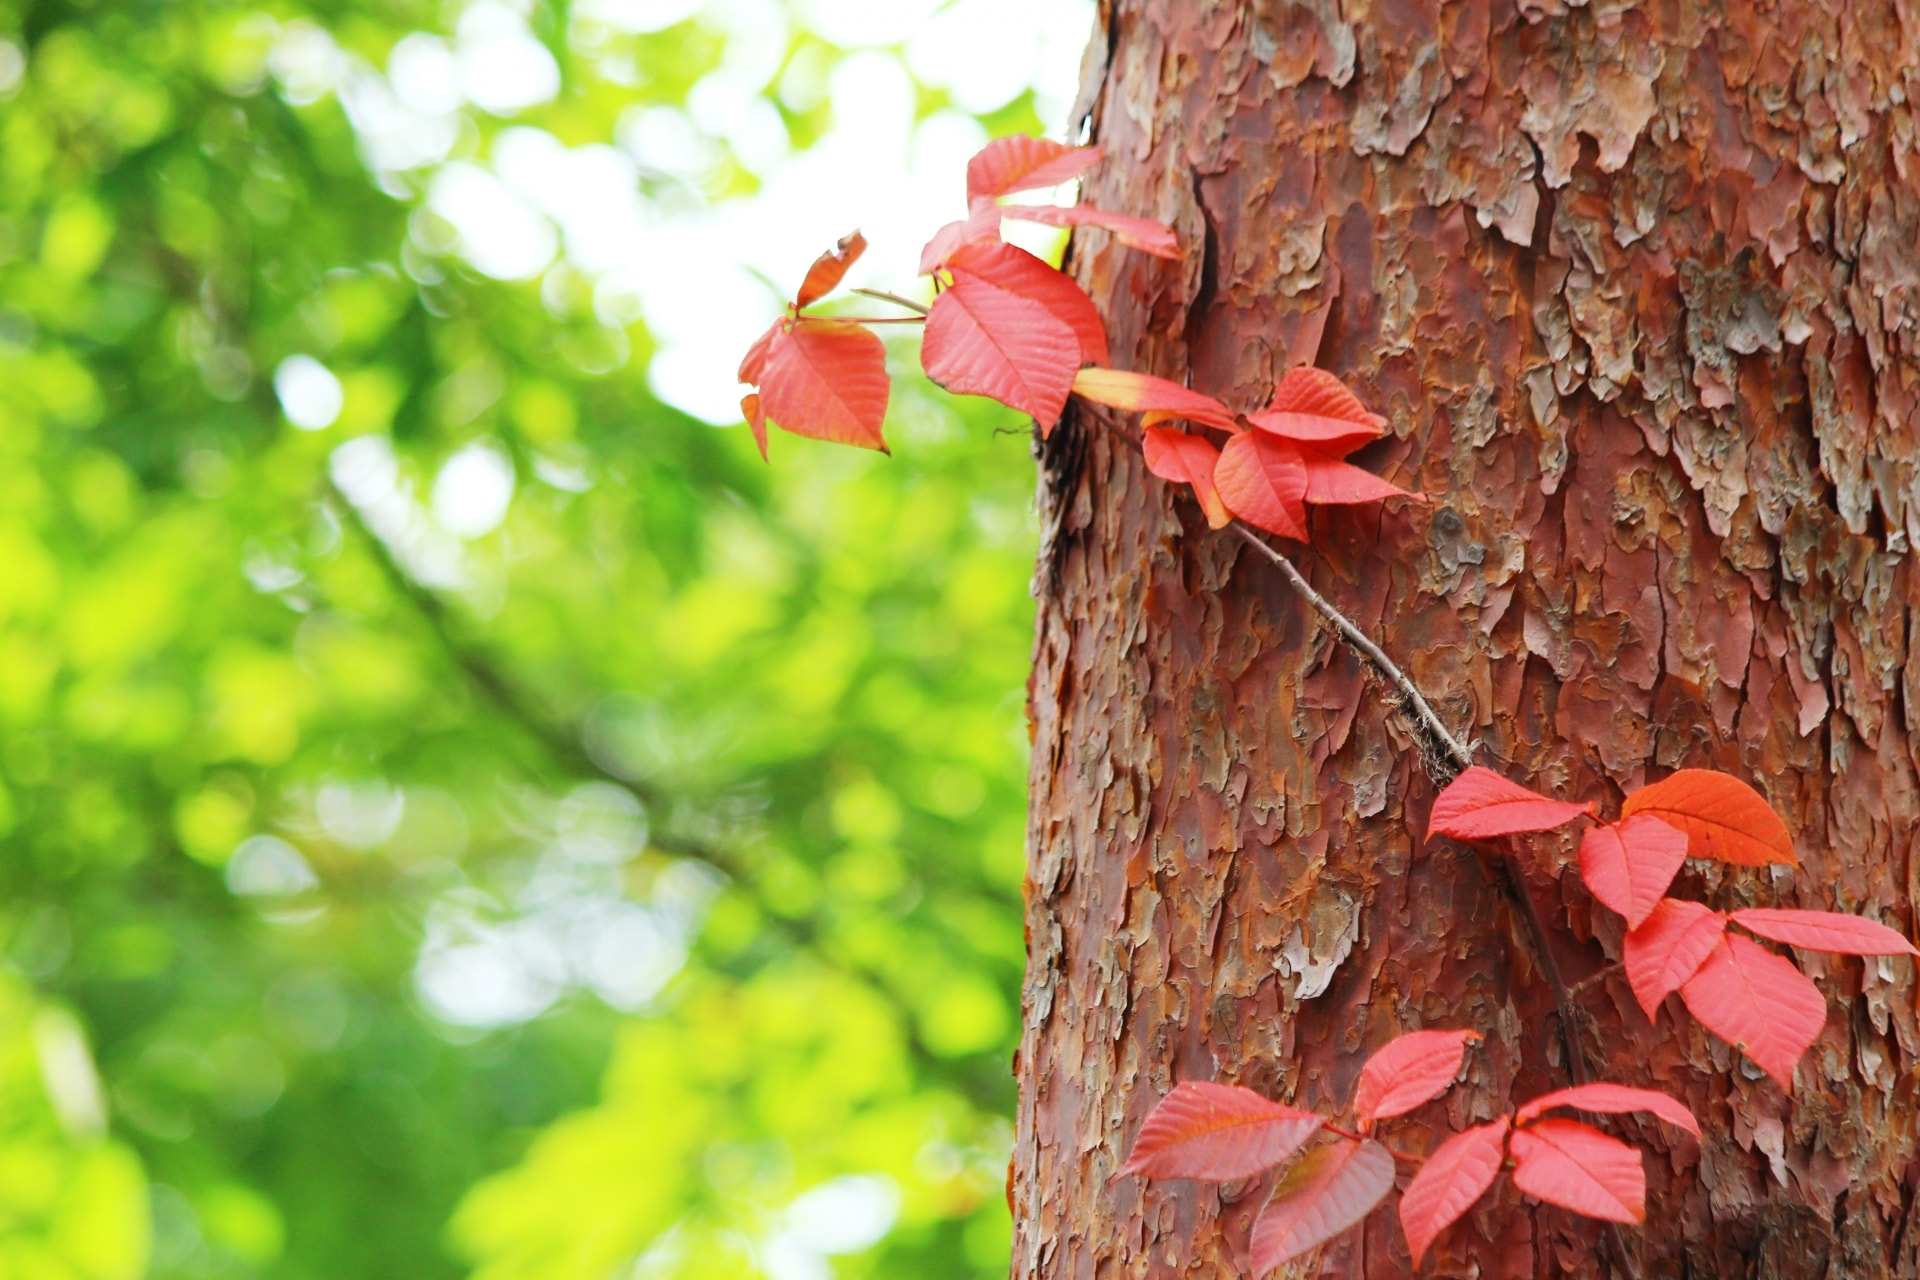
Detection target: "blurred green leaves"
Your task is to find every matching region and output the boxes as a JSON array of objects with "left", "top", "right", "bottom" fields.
[{"left": 0, "top": 0, "right": 1062, "bottom": 1277}]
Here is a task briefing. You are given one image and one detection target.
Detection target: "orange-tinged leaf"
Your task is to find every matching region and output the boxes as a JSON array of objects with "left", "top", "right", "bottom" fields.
[
  {"left": 1119, "top": 1081, "right": 1324, "bottom": 1182},
  {"left": 1509, "top": 1119, "right": 1644, "bottom": 1224},
  {"left": 967, "top": 136, "right": 1101, "bottom": 200},
  {"left": 1214, "top": 432, "right": 1309, "bottom": 540},
  {"left": 1245, "top": 410, "right": 1385, "bottom": 458},
  {"left": 1301, "top": 452, "right": 1416, "bottom": 505},
  {"left": 1579, "top": 816, "right": 1691, "bottom": 929},
  {"left": 794, "top": 229, "right": 866, "bottom": 309},
  {"left": 741, "top": 392, "right": 767, "bottom": 461},
  {"left": 1070, "top": 367, "right": 1239, "bottom": 431},
  {"left": 1680, "top": 933, "right": 1827, "bottom": 1089},
  {"left": 1004, "top": 203, "right": 1179, "bottom": 258},
  {"left": 923, "top": 272, "right": 1080, "bottom": 429},
  {"left": 945, "top": 239, "right": 1106, "bottom": 366},
  {"left": 1266, "top": 366, "right": 1386, "bottom": 429},
  {"left": 1621, "top": 768, "right": 1796, "bottom": 866},
  {"left": 1142, "top": 428, "right": 1231, "bottom": 529},
  {"left": 758, "top": 319, "right": 890, "bottom": 452},
  {"left": 1399, "top": 1118, "right": 1508, "bottom": 1265},
  {"left": 919, "top": 199, "right": 1003, "bottom": 274},
  {"left": 1250, "top": 1140, "right": 1395, "bottom": 1273},
  {"left": 1623, "top": 899, "right": 1727, "bottom": 1021},
  {"left": 1352, "top": 1030, "right": 1479, "bottom": 1126},
  {"left": 1427, "top": 766, "right": 1595, "bottom": 841},
  {"left": 1730, "top": 909, "right": 1920, "bottom": 957},
  {"left": 1514, "top": 1084, "right": 1700, "bottom": 1138},
  {"left": 738, "top": 319, "right": 779, "bottom": 385}
]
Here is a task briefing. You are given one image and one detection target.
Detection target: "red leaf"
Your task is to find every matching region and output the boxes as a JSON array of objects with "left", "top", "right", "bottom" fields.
[
  {"left": 1578, "top": 816, "right": 1691, "bottom": 929},
  {"left": 1352, "top": 1030, "right": 1479, "bottom": 1126},
  {"left": 1513, "top": 1084, "right": 1700, "bottom": 1138},
  {"left": 945, "top": 239, "right": 1106, "bottom": 366},
  {"left": 1266, "top": 366, "right": 1386, "bottom": 429},
  {"left": 738, "top": 319, "right": 778, "bottom": 385},
  {"left": 1213, "top": 432, "right": 1309, "bottom": 540},
  {"left": 1398, "top": 1118, "right": 1508, "bottom": 1266},
  {"left": 1509, "top": 1119, "right": 1644, "bottom": 1223},
  {"left": 923, "top": 271, "right": 1080, "bottom": 430},
  {"left": 1245, "top": 410, "right": 1385, "bottom": 458},
  {"left": 1620, "top": 768, "right": 1796, "bottom": 867},
  {"left": 1427, "top": 766, "right": 1596, "bottom": 841},
  {"left": 967, "top": 136, "right": 1101, "bottom": 201},
  {"left": 1250, "top": 1140, "right": 1395, "bottom": 1273},
  {"left": 793, "top": 229, "right": 866, "bottom": 309},
  {"left": 1003, "top": 203, "right": 1179, "bottom": 258},
  {"left": 1119, "top": 1081, "right": 1324, "bottom": 1182},
  {"left": 1142, "top": 428, "right": 1231, "bottom": 529},
  {"left": 1730, "top": 909, "right": 1920, "bottom": 957},
  {"left": 758, "top": 319, "right": 890, "bottom": 452},
  {"left": 1300, "top": 452, "right": 1416, "bottom": 505},
  {"left": 1623, "top": 899, "right": 1727, "bottom": 1021},
  {"left": 1679, "top": 933, "right": 1827, "bottom": 1089},
  {"left": 919, "top": 199, "right": 1003, "bottom": 274},
  {"left": 1070, "top": 367, "right": 1239, "bottom": 432},
  {"left": 741, "top": 392, "right": 767, "bottom": 461}
]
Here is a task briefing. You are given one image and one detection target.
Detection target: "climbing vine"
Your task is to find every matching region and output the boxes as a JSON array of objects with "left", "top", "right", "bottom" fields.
[{"left": 733, "top": 134, "right": 1917, "bottom": 1273}]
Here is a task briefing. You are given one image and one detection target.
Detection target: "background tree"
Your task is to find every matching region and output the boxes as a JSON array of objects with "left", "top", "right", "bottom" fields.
[
  {"left": 0, "top": 2, "right": 1069, "bottom": 1278},
  {"left": 1014, "top": 1, "right": 1920, "bottom": 1276}
]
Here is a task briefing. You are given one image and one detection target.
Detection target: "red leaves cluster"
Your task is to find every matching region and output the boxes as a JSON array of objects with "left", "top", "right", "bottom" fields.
[
  {"left": 917, "top": 137, "right": 1176, "bottom": 428},
  {"left": 1122, "top": 1032, "right": 1697, "bottom": 1272},
  {"left": 738, "top": 136, "right": 1182, "bottom": 450},
  {"left": 738, "top": 231, "right": 890, "bottom": 457},
  {"left": 1074, "top": 365, "right": 1419, "bottom": 540},
  {"left": 1427, "top": 764, "right": 1918, "bottom": 1090},
  {"left": 733, "top": 137, "right": 1414, "bottom": 550}
]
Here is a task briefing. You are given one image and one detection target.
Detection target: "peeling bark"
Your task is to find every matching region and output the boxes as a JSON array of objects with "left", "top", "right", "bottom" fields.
[{"left": 1016, "top": 1, "right": 1920, "bottom": 1276}]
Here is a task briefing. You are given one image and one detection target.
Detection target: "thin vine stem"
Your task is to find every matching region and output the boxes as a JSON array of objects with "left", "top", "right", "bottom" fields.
[
  {"left": 1078, "top": 403, "right": 1471, "bottom": 772},
  {"left": 1225, "top": 524, "right": 1472, "bottom": 774},
  {"left": 851, "top": 287, "right": 930, "bottom": 315}
]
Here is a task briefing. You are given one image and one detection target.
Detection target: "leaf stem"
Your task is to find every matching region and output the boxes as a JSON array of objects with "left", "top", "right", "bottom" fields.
[
  {"left": 851, "top": 287, "right": 931, "bottom": 315},
  {"left": 1322, "top": 1123, "right": 1420, "bottom": 1165}
]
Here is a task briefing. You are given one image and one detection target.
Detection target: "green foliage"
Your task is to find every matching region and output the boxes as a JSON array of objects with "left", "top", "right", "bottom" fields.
[{"left": 0, "top": 1, "right": 1044, "bottom": 1277}]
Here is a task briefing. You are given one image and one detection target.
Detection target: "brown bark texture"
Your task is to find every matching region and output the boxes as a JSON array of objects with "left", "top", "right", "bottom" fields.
[{"left": 1015, "top": 1, "right": 1920, "bottom": 1277}]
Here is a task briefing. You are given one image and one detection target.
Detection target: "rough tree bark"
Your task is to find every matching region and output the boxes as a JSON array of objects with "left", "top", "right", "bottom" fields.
[{"left": 1015, "top": 2, "right": 1920, "bottom": 1276}]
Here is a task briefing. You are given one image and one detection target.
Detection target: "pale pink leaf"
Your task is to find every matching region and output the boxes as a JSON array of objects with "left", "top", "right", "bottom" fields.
[
  {"left": 1352, "top": 1030, "right": 1479, "bottom": 1126},
  {"left": 1730, "top": 909, "right": 1920, "bottom": 957},
  {"left": 1513, "top": 1084, "right": 1699, "bottom": 1138},
  {"left": 1679, "top": 933, "right": 1827, "bottom": 1090},
  {"left": 1398, "top": 1118, "right": 1508, "bottom": 1266},
  {"left": 1427, "top": 766, "right": 1595, "bottom": 841},
  {"left": 1509, "top": 1119, "right": 1645, "bottom": 1224},
  {"left": 1119, "top": 1081, "right": 1324, "bottom": 1182},
  {"left": 1250, "top": 1140, "right": 1395, "bottom": 1273}
]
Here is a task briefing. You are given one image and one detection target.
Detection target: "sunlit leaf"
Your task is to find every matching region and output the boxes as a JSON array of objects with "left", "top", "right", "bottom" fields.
[{"left": 1620, "top": 769, "right": 1796, "bottom": 866}]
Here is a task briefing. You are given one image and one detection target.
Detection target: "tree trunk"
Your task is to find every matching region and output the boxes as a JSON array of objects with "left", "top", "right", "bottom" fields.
[{"left": 1014, "top": 1, "right": 1920, "bottom": 1276}]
